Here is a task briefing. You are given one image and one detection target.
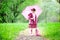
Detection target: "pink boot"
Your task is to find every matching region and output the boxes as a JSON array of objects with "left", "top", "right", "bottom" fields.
[{"left": 36, "top": 29, "right": 41, "bottom": 36}]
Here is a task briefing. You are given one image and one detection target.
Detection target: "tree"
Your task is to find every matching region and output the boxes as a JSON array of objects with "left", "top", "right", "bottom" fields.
[{"left": 0, "top": 0, "right": 25, "bottom": 23}]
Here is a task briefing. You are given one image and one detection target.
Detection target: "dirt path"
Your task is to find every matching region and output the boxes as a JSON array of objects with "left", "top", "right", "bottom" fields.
[
  {"left": 18, "top": 27, "right": 44, "bottom": 36},
  {"left": 16, "top": 28, "right": 49, "bottom": 40},
  {"left": 16, "top": 35, "right": 47, "bottom": 40}
]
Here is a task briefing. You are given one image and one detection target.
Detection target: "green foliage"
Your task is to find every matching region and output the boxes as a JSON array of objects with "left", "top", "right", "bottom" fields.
[
  {"left": 0, "top": 0, "right": 60, "bottom": 23},
  {"left": 0, "top": 0, "right": 26, "bottom": 23},
  {"left": 38, "top": 0, "right": 60, "bottom": 22},
  {"left": 0, "top": 23, "right": 28, "bottom": 40},
  {"left": 38, "top": 22, "right": 60, "bottom": 40},
  {"left": 0, "top": 23, "right": 60, "bottom": 40}
]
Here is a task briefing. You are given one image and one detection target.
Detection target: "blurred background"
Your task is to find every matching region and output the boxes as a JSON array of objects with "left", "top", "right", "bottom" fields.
[
  {"left": 0, "top": 0, "right": 60, "bottom": 23},
  {"left": 0, "top": 0, "right": 60, "bottom": 40}
]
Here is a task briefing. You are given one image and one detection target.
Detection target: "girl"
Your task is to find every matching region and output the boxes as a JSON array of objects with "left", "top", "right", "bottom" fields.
[{"left": 28, "top": 8, "right": 40, "bottom": 36}]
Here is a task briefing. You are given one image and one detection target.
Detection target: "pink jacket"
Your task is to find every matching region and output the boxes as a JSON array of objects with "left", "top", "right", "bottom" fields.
[{"left": 28, "top": 13, "right": 37, "bottom": 28}]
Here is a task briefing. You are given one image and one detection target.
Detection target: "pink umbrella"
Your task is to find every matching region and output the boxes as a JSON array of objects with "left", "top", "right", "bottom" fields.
[{"left": 22, "top": 5, "right": 42, "bottom": 20}]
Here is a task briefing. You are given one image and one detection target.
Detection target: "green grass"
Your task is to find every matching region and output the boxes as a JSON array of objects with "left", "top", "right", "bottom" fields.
[
  {"left": 0, "top": 22, "right": 60, "bottom": 40},
  {"left": 0, "top": 23, "right": 28, "bottom": 40},
  {"left": 38, "top": 22, "right": 60, "bottom": 40}
]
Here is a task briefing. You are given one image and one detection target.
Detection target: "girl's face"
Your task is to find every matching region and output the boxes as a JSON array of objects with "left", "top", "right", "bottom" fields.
[
  {"left": 32, "top": 11, "right": 35, "bottom": 13},
  {"left": 31, "top": 8, "right": 36, "bottom": 13}
]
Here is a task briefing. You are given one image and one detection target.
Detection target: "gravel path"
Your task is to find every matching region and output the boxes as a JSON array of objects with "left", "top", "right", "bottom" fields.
[
  {"left": 16, "top": 35, "right": 47, "bottom": 40},
  {"left": 16, "top": 28, "right": 48, "bottom": 40}
]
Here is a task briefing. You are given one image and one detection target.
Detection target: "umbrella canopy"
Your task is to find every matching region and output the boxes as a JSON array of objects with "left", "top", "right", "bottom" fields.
[{"left": 22, "top": 5, "right": 42, "bottom": 20}]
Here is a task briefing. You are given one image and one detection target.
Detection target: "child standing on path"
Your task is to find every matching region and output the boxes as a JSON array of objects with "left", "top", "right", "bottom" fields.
[{"left": 28, "top": 8, "right": 40, "bottom": 36}]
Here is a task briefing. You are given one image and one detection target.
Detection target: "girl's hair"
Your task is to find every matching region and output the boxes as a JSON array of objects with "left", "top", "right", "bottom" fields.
[{"left": 31, "top": 8, "right": 36, "bottom": 11}]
